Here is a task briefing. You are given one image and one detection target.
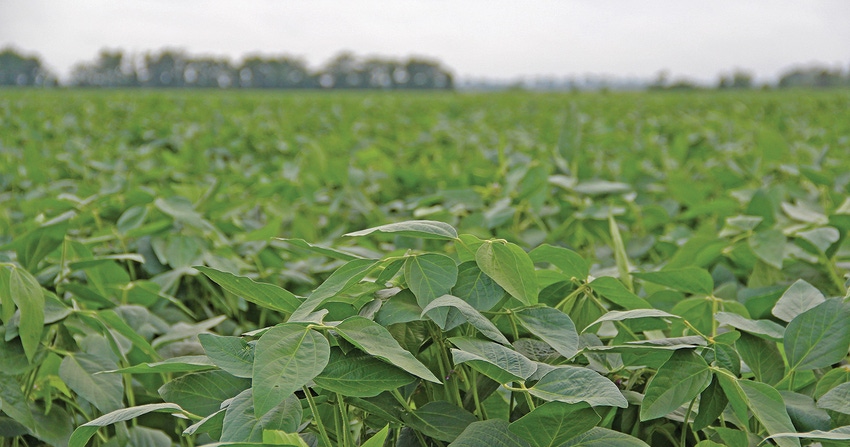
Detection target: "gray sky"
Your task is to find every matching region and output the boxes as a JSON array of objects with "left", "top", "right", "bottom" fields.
[{"left": 1, "top": 0, "right": 848, "bottom": 83}]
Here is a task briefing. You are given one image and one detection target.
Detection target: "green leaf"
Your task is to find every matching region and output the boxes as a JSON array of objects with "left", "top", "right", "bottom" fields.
[
  {"left": 117, "top": 205, "right": 148, "bottom": 234},
  {"left": 784, "top": 298, "right": 850, "bottom": 372},
  {"left": 632, "top": 267, "right": 713, "bottom": 295},
  {"left": 345, "top": 220, "right": 458, "bottom": 240},
  {"left": 509, "top": 402, "right": 600, "bottom": 447},
  {"left": 715, "top": 312, "right": 784, "bottom": 342},
  {"left": 335, "top": 316, "right": 440, "bottom": 383},
  {"left": 275, "top": 237, "right": 364, "bottom": 261},
  {"left": 59, "top": 353, "right": 124, "bottom": 413},
  {"left": 402, "top": 401, "right": 477, "bottom": 442},
  {"left": 772, "top": 279, "right": 825, "bottom": 323},
  {"left": 252, "top": 323, "right": 330, "bottom": 417},
  {"left": 104, "top": 355, "right": 216, "bottom": 374},
  {"left": 69, "top": 403, "right": 185, "bottom": 447},
  {"left": 361, "top": 425, "right": 389, "bottom": 447},
  {"left": 640, "top": 350, "right": 711, "bottom": 421},
  {"left": 588, "top": 277, "right": 651, "bottom": 310},
  {"left": 195, "top": 266, "right": 301, "bottom": 315},
  {"left": 405, "top": 254, "right": 459, "bottom": 328},
  {"left": 767, "top": 427, "right": 850, "bottom": 442},
  {"left": 263, "top": 430, "right": 310, "bottom": 447},
  {"left": 560, "top": 427, "right": 650, "bottom": 446},
  {"left": 159, "top": 370, "right": 250, "bottom": 417},
  {"left": 421, "top": 295, "right": 508, "bottom": 344},
  {"left": 199, "top": 333, "right": 254, "bottom": 378},
  {"left": 0, "top": 373, "right": 35, "bottom": 432},
  {"left": 221, "top": 389, "right": 302, "bottom": 442},
  {"left": 780, "top": 390, "right": 831, "bottom": 432},
  {"left": 817, "top": 382, "right": 850, "bottom": 414},
  {"left": 736, "top": 333, "right": 785, "bottom": 385},
  {"left": 749, "top": 229, "right": 785, "bottom": 269},
  {"left": 450, "top": 337, "right": 537, "bottom": 383},
  {"left": 514, "top": 307, "right": 579, "bottom": 359},
  {"left": 476, "top": 240, "right": 538, "bottom": 305},
  {"left": 739, "top": 380, "right": 801, "bottom": 447},
  {"left": 693, "top": 376, "right": 727, "bottom": 430},
  {"left": 529, "top": 244, "right": 589, "bottom": 281},
  {"left": 15, "top": 220, "right": 68, "bottom": 273},
  {"left": 451, "top": 261, "right": 505, "bottom": 311},
  {"left": 289, "top": 258, "right": 377, "bottom": 322},
  {"left": 609, "top": 215, "right": 634, "bottom": 292},
  {"left": 8, "top": 267, "right": 45, "bottom": 362},
  {"left": 375, "top": 289, "right": 423, "bottom": 325},
  {"left": 529, "top": 366, "right": 627, "bottom": 408},
  {"left": 586, "top": 309, "right": 678, "bottom": 329},
  {"left": 449, "top": 419, "right": 532, "bottom": 447},
  {"left": 314, "top": 348, "right": 414, "bottom": 397}
]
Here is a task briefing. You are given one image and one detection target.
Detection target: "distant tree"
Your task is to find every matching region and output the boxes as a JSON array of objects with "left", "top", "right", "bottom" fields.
[
  {"left": 717, "top": 69, "right": 753, "bottom": 89},
  {"left": 70, "top": 49, "right": 137, "bottom": 87},
  {"left": 0, "top": 47, "right": 56, "bottom": 86},
  {"left": 778, "top": 66, "right": 848, "bottom": 88},
  {"left": 239, "top": 55, "right": 312, "bottom": 88},
  {"left": 140, "top": 50, "right": 188, "bottom": 87}
]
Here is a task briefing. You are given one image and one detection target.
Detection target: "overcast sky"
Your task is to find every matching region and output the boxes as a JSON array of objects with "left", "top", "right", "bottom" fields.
[{"left": 1, "top": 0, "right": 848, "bottom": 83}]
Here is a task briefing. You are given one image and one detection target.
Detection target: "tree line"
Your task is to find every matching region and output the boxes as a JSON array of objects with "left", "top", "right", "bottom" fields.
[
  {"left": 0, "top": 47, "right": 453, "bottom": 90},
  {"left": 2, "top": 46, "right": 849, "bottom": 90}
]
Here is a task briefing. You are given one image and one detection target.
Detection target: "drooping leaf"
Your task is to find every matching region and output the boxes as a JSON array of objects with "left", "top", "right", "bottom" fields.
[
  {"left": 586, "top": 309, "right": 678, "bottom": 329},
  {"left": 450, "top": 337, "right": 537, "bottom": 383},
  {"left": 640, "top": 350, "right": 711, "bottom": 421},
  {"left": 345, "top": 220, "right": 458, "bottom": 240},
  {"left": 608, "top": 215, "right": 634, "bottom": 292},
  {"left": 817, "top": 382, "right": 850, "bottom": 414},
  {"left": 104, "top": 355, "right": 216, "bottom": 374},
  {"left": 739, "top": 380, "right": 801, "bottom": 447},
  {"left": 588, "top": 277, "right": 651, "bottom": 310},
  {"left": 632, "top": 267, "right": 713, "bottom": 296},
  {"left": 289, "top": 259, "right": 377, "bottom": 322},
  {"left": 560, "top": 427, "right": 650, "bottom": 446},
  {"left": 736, "top": 333, "right": 785, "bottom": 385},
  {"left": 404, "top": 254, "right": 459, "bottom": 327},
  {"left": 421, "top": 295, "right": 508, "bottom": 344},
  {"left": 451, "top": 261, "right": 505, "bottom": 311},
  {"left": 772, "top": 279, "right": 825, "bottom": 323},
  {"left": 195, "top": 266, "right": 301, "bottom": 315},
  {"left": 779, "top": 390, "right": 831, "bottom": 432},
  {"left": 784, "top": 298, "right": 850, "bottom": 372},
  {"left": 715, "top": 312, "right": 784, "bottom": 342},
  {"left": 766, "top": 427, "right": 850, "bottom": 443},
  {"left": 402, "top": 401, "right": 477, "bottom": 442},
  {"left": 314, "top": 348, "right": 414, "bottom": 397},
  {"left": 509, "top": 402, "right": 600, "bottom": 447},
  {"left": 275, "top": 237, "right": 365, "bottom": 261},
  {"left": 199, "top": 333, "right": 254, "bottom": 378},
  {"left": 476, "top": 240, "right": 538, "bottom": 305},
  {"left": 749, "top": 229, "right": 785, "bottom": 269},
  {"left": 335, "top": 316, "right": 440, "bottom": 383},
  {"left": 514, "top": 307, "right": 579, "bottom": 359},
  {"left": 159, "top": 370, "right": 250, "bottom": 417},
  {"left": 529, "top": 244, "right": 589, "bottom": 281},
  {"left": 693, "top": 376, "right": 727, "bottom": 431},
  {"left": 252, "top": 324, "right": 330, "bottom": 417},
  {"left": 449, "top": 419, "right": 532, "bottom": 447},
  {"left": 8, "top": 267, "right": 44, "bottom": 362},
  {"left": 59, "top": 353, "right": 124, "bottom": 413},
  {"left": 529, "top": 366, "right": 627, "bottom": 408},
  {"left": 69, "top": 403, "right": 185, "bottom": 447},
  {"left": 221, "top": 389, "right": 302, "bottom": 442}
]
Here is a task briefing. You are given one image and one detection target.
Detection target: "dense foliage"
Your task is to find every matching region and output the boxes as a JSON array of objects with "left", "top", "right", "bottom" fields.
[{"left": 2, "top": 89, "right": 850, "bottom": 447}]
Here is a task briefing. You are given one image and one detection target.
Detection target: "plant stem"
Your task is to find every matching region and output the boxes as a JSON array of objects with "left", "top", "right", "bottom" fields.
[
  {"left": 681, "top": 397, "right": 697, "bottom": 447},
  {"left": 336, "top": 393, "right": 351, "bottom": 447},
  {"left": 304, "top": 387, "right": 333, "bottom": 447},
  {"left": 389, "top": 389, "right": 428, "bottom": 447}
]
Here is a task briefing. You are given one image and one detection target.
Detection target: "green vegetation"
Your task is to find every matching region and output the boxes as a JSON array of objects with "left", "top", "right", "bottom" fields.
[{"left": 2, "top": 89, "right": 850, "bottom": 447}]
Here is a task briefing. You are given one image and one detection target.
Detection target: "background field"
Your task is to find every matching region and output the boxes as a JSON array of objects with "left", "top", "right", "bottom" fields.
[{"left": 2, "top": 89, "right": 850, "bottom": 447}]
